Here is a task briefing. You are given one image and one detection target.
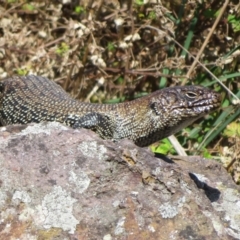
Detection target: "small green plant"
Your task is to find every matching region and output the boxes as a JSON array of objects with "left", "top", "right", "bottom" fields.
[
  {"left": 148, "top": 11, "right": 157, "bottom": 20},
  {"left": 223, "top": 122, "right": 240, "bottom": 138},
  {"left": 22, "top": 3, "right": 35, "bottom": 11},
  {"left": 151, "top": 138, "right": 176, "bottom": 155},
  {"left": 135, "top": 0, "right": 145, "bottom": 6},
  {"left": 138, "top": 13, "right": 145, "bottom": 19},
  {"left": 203, "top": 8, "right": 221, "bottom": 18},
  {"left": 202, "top": 148, "right": 213, "bottom": 159},
  {"left": 107, "top": 42, "right": 115, "bottom": 51},
  {"left": 228, "top": 14, "right": 240, "bottom": 32},
  {"left": 75, "top": 6, "right": 85, "bottom": 14},
  {"left": 56, "top": 42, "right": 69, "bottom": 56},
  {"left": 15, "top": 68, "right": 28, "bottom": 76},
  {"left": 117, "top": 77, "right": 124, "bottom": 85}
]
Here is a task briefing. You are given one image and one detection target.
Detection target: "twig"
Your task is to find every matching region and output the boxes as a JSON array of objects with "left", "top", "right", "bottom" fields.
[
  {"left": 85, "top": 77, "right": 105, "bottom": 102},
  {"left": 168, "top": 135, "right": 187, "bottom": 156},
  {"left": 186, "top": 0, "right": 230, "bottom": 81}
]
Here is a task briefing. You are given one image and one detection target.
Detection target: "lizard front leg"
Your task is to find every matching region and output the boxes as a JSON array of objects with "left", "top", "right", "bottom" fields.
[{"left": 66, "top": 113, "right": 115, "bottom": 139}]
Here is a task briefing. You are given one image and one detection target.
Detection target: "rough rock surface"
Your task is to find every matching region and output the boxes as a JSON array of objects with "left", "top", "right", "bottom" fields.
[{"left": 0, "top": 122, "right": 239, "bottom": 240}]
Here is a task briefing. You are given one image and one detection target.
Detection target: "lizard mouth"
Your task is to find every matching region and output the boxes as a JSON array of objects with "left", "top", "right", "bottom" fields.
[
  {"left": 192, "top": 92, "right": 221, "bottom": 112},
  {"left": 170, "top": 90, "right": 221, "bottom": 117},
  {"left": 183, "top": 90, "right": 220, "bottom": 107}
]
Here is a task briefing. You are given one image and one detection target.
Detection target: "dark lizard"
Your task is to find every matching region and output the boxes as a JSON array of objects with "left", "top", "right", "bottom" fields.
[{"left": 0, "top": 75, "right": 221, "bottom": 147}]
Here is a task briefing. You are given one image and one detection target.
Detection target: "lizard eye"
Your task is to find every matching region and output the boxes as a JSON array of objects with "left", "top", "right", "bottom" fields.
[{"left": 185, "top": 91, "right": 197, "bottom": 99}]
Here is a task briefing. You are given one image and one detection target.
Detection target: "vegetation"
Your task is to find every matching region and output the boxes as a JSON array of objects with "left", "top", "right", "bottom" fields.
[{"left": 0, "top": 0, "right": 239, "bottom": 182}]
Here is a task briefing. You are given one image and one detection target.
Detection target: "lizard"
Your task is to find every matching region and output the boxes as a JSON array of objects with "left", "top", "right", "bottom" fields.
[{"left": 0, "top": 75, "right": 221, "bottom": 147}]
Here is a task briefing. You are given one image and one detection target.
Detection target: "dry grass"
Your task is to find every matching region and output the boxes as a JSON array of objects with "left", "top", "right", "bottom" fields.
[{"left": 1, "top": 1, "right": 238, "bottom": 99}]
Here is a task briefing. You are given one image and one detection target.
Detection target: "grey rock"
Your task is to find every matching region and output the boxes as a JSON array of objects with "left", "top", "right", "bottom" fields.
[{"left": 0, "top": 122, "right": 239, "bottom": 240}]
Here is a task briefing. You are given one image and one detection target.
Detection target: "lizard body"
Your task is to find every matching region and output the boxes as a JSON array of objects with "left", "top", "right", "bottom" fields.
[{"left": 0, "top": 75, "right": 221, "bottom": 146}]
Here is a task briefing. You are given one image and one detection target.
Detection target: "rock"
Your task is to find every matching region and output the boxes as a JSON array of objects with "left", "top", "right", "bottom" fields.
[{"left": 0, "top": 122, "right": 239, "bottom": 239}]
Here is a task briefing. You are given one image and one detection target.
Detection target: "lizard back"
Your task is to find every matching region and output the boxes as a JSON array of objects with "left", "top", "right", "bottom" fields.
[{"left": 0, "top": 75, "right": 114, "bottom": 125}]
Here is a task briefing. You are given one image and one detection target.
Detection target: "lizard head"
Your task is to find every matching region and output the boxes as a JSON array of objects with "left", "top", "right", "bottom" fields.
[{"left": 148, "top": 85, "right": 221, "bottom": 137}]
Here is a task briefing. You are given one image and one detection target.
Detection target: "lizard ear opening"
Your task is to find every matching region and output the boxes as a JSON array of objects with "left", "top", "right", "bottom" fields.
[
  {"left": 0, "top": 82, "right": 4, "bottom": 93},
  {"left": 150, "top": 102, "right": 161, "bottom": 115}
]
